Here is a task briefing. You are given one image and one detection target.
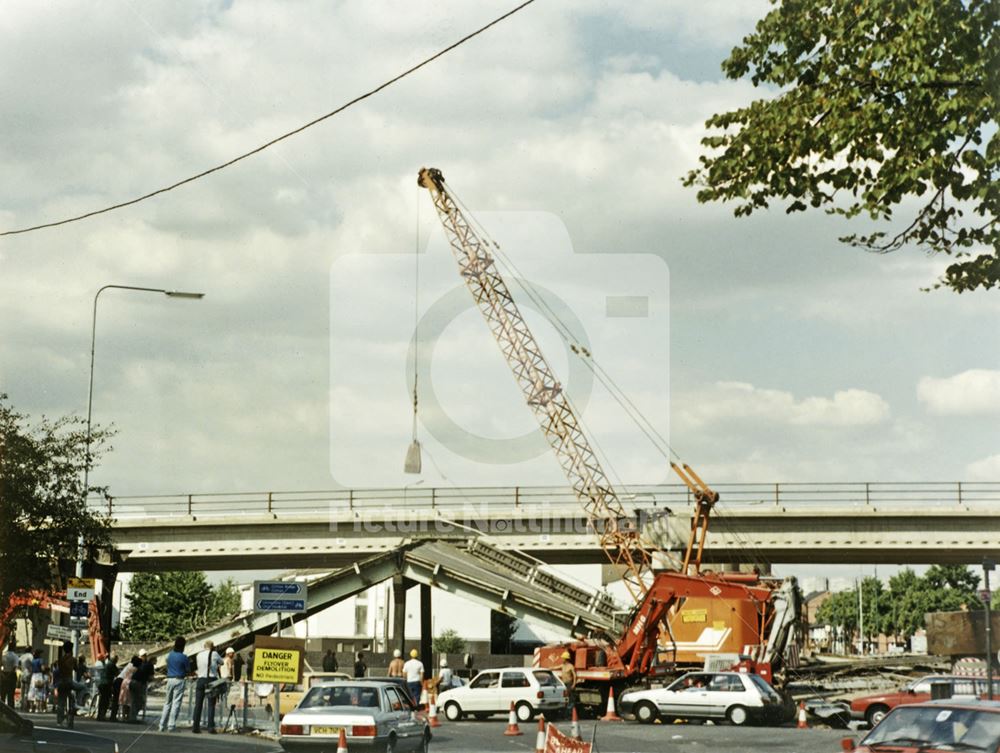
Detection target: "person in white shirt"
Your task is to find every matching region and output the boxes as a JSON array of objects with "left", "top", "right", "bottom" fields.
[
  {"left": 18, "top": 649, "right": 34, "bottom": 711},
  {"left": 435, "top": 658, "right": 454, "bottom": 692},
  {"left": 402, "top": 649, "right": 424, "bottom": 706},
  {"left": 192, "top": 641, "right": 222, "bottom": 734}
]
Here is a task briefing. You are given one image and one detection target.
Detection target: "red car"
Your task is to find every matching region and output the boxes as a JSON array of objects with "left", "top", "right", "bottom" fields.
[
  {"left": 842, "top": 699, "right": 1000, "bottom": 752},
  {"left": 850, "top": 675, "right": 990, "bottom": 727}
]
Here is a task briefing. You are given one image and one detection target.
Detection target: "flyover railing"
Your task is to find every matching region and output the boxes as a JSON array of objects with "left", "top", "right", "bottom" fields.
[{"left": 88, "top": 481, "right": 1000, "bottom": 521}]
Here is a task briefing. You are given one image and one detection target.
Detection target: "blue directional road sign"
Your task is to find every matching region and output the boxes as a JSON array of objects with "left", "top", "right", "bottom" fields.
[
  {"left": 258, "top": 582, "right": 303, "bottom": 595},
  {"left": 253, "top": 581, "right": 308, "bottom": 614},
  {"left": 257, "top": 599, "right": 305, "bottom": 612}
]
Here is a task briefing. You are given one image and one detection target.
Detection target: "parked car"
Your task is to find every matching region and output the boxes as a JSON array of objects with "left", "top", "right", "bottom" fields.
[
  {"left": 841, "top": 699, "right": 1000, "bottom": 752},
  {"left": 436, "top": 667, "right": 567, "bottom": 722},
  {"left": 849, "top": 674, "right": 989, "bottom": 727},
  {"left": 619, "top": 670, "right": 783, "bottom": 726},
  {"left": 278, "top": 680, "right": 430, "bottom": 752},
  {"left": 0, "top": 701, "right": 118, "bottom": 752}
]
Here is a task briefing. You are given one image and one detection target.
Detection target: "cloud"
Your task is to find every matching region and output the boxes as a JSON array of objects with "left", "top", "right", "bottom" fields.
[
  {"left": 917, "top": 369, "right": 1000, "bottom": 415},
  {"left": 967, "top": 454, "right": 1000, "bottom": 481},
  {"left": 678, "top": 381, "right": 890, "bottom": 430}
]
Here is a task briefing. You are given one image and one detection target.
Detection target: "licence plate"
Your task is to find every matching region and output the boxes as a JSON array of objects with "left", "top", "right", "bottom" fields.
[{"left": 312, "top": 726, "right": 343, "bottom": 735}]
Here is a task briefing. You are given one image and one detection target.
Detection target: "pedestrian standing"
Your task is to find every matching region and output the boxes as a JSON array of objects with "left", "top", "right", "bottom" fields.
[
  {"left": 159, "top": 637, "right": 189, "bottom": 732},
  {"left": 353, "top": 652, "right": 367, "bottom": 678},
  {"left": 28, "top": 659, "right": 49, "bottom": 713},
  {"left": 108, "top": 656, "right": 123, "bottom": 721},
  {"left": 387, "top": 649, "right": 404, "bottom": 678},
  {"left": 233, "top": 651, "right": 244, "bottom": 683},
  {"left": 219, "top": 647, "right": 235, "bottom": 723},
  {"left": 0, "top": 645, "right": 18, "bottom": 707},
  {"left": 402, "top": 649, "right": 424, "bottom": 706},
  {"left": 322, "top": 649, "right": 338, "bottom": 673},
  {"left": 55, "top": 642, "right": 84, "bottom": 727},
  {"left": 128, "top": 650, "right": 154, "bottom": 723},
  {"left": 18, "top": 648, "right": 33, "bottom": 711},
  {"left": 117, "top": 657, "right": 139, "bottom": 722},
  {"left": 192, "top": 640, "right": 222, "bottom": 734},
  {"left": 91, "top": 652, "right": 112, "bottom": 722}
]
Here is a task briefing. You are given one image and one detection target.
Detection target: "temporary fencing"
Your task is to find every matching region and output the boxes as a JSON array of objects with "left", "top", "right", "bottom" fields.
[{"left": 145, "top": 679, "right": 289, "bottom": 732}]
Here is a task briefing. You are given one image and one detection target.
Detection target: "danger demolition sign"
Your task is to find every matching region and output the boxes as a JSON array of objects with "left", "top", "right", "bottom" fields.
[
  {"left": 251, "top": 635, "right": 306, "bottom": 685},
  {"left": 545, "top": 722, "right": 592, "bottom": 753}
]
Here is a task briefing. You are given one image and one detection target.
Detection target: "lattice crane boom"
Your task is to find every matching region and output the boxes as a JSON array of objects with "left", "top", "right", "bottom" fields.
[{"left": 418, "top": 167, "right": 654, "bottom": 600}]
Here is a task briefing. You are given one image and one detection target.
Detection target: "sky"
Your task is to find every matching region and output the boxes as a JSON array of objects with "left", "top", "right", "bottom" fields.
[{"left": 2, "top": 1, "right": 998, "bottom": 583}]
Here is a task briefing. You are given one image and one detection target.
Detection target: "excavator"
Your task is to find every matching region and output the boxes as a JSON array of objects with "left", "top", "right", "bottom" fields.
[{"left": 418, "top": 167, "right": 799, "bottom": 711}]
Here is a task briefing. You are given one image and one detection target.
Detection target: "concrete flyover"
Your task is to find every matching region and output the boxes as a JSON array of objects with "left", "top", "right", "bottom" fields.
[{"left": 95, "top": 481, "right": 1000, "bottom": 570}]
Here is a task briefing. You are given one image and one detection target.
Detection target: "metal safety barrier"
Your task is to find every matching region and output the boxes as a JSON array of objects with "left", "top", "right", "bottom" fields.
[
  {"left": 148, "top": 679, "right": 283, "bottom": 732},
  {"left": 89, "top": 481, "right": 1000, "bottom": 521}
]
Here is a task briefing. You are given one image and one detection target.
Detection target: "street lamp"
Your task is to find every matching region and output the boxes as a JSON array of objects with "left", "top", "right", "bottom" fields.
[
  {"left": 984, "top": 557, "right": 995, "bottom": 700},
  {"left": 75, "top": 285, "right": 205, "bottom": 656}
]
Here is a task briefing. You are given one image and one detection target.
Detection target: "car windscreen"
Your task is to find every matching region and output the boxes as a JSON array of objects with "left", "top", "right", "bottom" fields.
[
  {"left": 748, "top": 674, "right": 777, "bottom": 696},
  {"left": 863, "top": 706, "right": 1000, "bottom": 750},
  {"left": 533, "top": 670, "right": 559, "bottom": 687},
  {"left": 299, "top": 685, "right": 382, "bottom": 710}
]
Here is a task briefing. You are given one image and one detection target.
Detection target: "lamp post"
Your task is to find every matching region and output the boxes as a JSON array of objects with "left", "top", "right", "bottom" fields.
[
  {"left": 75, "top": 285, "right": 204, "bottom": 657},
  {"left": 984, "top": 557, "right": 995, "bottom": 700}
]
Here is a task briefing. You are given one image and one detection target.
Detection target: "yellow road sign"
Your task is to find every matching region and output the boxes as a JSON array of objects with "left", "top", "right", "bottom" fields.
[{"left": 252, "top": 635, "right": 305, "bottom": 684}]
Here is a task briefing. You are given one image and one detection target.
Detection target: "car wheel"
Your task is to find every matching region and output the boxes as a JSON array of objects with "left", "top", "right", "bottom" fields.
[
  {"left": 444, "top": 701, "right": 463, "bottom": 721},
  {"left": 727, "top": 705, "right": 749, "bottom": 726},
  {"left": 385, "top": 734, "right": 397, "bottom": 753},
  {"left": 634, "top": 701, "right": 659, "bottom": 724},
  {"left": 418, "top": 730, "right": 431, "bottom": 752},
  {"left": 515, "top": 701, "right": 535, "bottom": 723},
  {"left": 866, "top": 704, "right": 889, "bottom": 727}
]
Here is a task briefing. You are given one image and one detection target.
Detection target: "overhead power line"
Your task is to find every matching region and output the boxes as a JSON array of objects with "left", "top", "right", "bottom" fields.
[{"left": 0, "top": 0, "right": 537, "bottom": 238}]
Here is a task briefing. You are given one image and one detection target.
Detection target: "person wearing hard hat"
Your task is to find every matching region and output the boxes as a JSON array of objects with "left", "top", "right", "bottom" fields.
[
  {"left": 402, "top": 649, "right": 424, "bottom": 705},
  {"left": 435, "top": 657, "right": 454, "bottom": 691},
  {"left": 559, "top": 651, "right": 577, "bottom": 710},
  {"left": 387, "top": 649, "right": 404, "bottom": 678}
]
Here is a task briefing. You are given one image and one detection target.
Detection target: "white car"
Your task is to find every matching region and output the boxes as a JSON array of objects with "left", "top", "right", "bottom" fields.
[
  {"left": 437, "top": 667, "right": 567, "bottom": 722},
  {"left": 619, "top": 671, "right": 784, "bottom": 726}
]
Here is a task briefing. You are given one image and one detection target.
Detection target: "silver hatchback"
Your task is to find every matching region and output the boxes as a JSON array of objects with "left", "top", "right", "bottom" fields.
[{"left": 278, "top": 681, "right": 430, "bottom": 752}]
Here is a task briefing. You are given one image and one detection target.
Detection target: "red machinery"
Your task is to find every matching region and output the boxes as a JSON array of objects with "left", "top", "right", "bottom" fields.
[
  {"left": 1, "top": 590, "right": 107, "bottom": 659},
  {"left": 419, "top": 167, "right": 799, "bottom": 708}
]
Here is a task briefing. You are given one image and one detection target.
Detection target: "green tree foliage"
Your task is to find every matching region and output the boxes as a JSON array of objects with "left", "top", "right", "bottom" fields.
[
  {"left": 0, "top": 394, "right": 113, "bottom": 606},
  {"left": 119, "top": 572, "right": 242, "bottom": 643},
  {"left": 432, "top": 628, "right": 466, "bottom": 655},
  {"left": 684, "top": 0, "right": 999, "bottom": 292},
  {"left": 816, "top": 566, "right": 984, "bottom": 644}
]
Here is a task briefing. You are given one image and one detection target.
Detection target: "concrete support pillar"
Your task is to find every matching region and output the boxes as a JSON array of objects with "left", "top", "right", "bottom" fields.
[
  {"left": 391, "top": 576, "right": 409, "bottom": 653},
  {"left": 420, "top": 584, "right": 432, "bottom": 679},
  {"left": 95, "top": 563, "right": 119, "bottom": 656}
]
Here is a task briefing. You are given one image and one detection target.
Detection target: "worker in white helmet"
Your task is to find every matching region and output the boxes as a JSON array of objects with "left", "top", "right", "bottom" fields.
[
  {"left": 435, "top": 657, "right": 454, "bottom": 691},
  {"left": 387, "top": 649, "right": 404, "bottom": 678}
]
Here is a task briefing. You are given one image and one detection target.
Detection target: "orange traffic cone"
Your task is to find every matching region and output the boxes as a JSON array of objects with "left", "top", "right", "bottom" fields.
[
  {"left": 534, "top": 715, "right": 546, "bottom": 753},
  {"left": 797, "top": 702, "right": 808, "bottom": 729},
  {"left": 569, "top": 706, "right": 581, "bottom": 740},
  {"left": 337, "top": 728, "right": 349, "bottom": 752},
  {"left": 600, "top": 687, "right": 623, "bottom": 722},
  {"left": 503, "top": 701, "right": 523, "bottom": 736},
  {"left": 428, "top": 690, "right": 441, "bottom": 728}
]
